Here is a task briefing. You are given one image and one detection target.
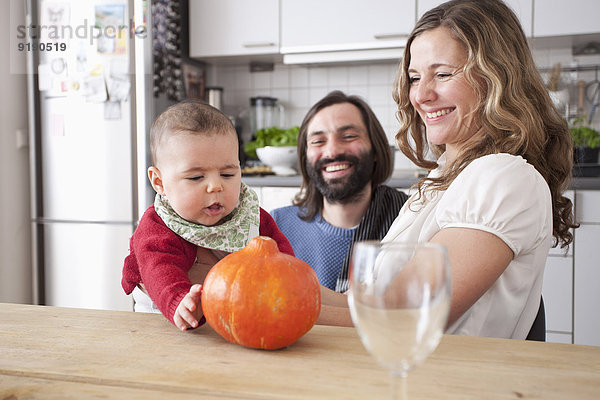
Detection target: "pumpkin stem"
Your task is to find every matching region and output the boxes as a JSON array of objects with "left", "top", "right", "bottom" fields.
[{"left": 246, "top": 236, "right": 280, "bottom": 255}]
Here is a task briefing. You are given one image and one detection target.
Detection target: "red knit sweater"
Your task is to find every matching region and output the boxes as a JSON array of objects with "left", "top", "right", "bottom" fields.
[{"left": 121, "top": 205, "right": 294, "bottom": 325}]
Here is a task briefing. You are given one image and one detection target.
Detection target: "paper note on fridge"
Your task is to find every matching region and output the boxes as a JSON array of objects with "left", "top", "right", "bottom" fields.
[
  {"left": 49, "top": 114, "right": 65, "bottom": 137},
  {"left": 83, "top": 75, "right": 108, "bottom": 102},
  {"left": 107, "top": 77, "right": 131, "bottom": 102}
]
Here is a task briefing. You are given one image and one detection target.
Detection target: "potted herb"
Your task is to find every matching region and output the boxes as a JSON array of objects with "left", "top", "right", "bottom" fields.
[{"left": 570, "top": 118, "right": 600, "bottom": 164}]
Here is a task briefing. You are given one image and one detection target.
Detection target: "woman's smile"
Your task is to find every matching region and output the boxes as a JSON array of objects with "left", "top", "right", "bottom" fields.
[{"left": 425, "top": 108, "right": 456, "bottom": 120}]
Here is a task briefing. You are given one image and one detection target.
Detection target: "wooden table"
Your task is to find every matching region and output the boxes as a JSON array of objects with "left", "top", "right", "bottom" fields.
[{"left": 1, "top": 303, "right": 599, "bottom": 399}]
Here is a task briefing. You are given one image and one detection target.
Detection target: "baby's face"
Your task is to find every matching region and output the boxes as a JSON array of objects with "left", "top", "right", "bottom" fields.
[{"left": 156, "top": 131, "right": 241, "bottom": 226}]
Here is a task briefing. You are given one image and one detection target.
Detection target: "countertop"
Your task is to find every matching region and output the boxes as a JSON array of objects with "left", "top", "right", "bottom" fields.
[
  {"left": 2, "top": 303, "right": 599, "bottom": 399},
  {"left": 243, "top": 174, "right": 600, "bottom": 190}
]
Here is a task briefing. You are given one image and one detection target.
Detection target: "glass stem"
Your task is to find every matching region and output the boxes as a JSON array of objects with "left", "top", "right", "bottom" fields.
[{"left": 390, "top": 370, "right": 408, "bottom": 400}]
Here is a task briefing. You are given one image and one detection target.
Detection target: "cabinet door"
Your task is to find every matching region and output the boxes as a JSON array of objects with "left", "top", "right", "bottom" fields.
[
  {"left": 534, "top": 0, "right": 600, "bottom": 37},
  {"left": 573, "top": 224, "right": 600, "bottom": 346},
  {"left": 573, "top": 190, "right": 600, "bottom": 346},
  {"left": 542, "top": 255, "right": 573, "bottom": 337},
  {"left": 189, "top": 0, "right": 279, "bottom": 58},
  {"left": 575, "top": 190, "right": 600, "bottom": 224},
  {"left": 417, "top": 0, "right": 532, "bottom": 37},
  {"left": 280, "top": 0, "right": 415, "bottom": 53},
  {"left": 44, "top": 223, "right": 133, "bottom": 312}
]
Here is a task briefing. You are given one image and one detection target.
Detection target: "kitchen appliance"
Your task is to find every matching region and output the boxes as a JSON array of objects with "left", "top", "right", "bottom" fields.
[
  {"left": 248, "top": 96, "right": 285, "bottom": 140},
  {"left": 205, "top": 86, "right": 223, "bottom": 110},
  {"left": 26, "top": 0, "right": 154, "bottom": 311}
]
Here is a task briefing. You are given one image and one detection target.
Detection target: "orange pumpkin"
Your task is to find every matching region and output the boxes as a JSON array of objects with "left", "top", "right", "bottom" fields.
[{"left": 201, "top": 236, "right": 321, "bottom": 350}]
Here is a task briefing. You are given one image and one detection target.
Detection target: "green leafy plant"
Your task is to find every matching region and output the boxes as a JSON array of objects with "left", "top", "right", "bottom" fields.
[
  {"left": 570, "top": 118, "right": 600, "bottom": 149},
  {"left": 244, "top": 126, "right": 300, "bottom": 158}
]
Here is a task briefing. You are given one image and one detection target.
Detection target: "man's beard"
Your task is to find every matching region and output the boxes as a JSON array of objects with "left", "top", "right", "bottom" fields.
[{"left": 306, "top": 150, "right": 374, "bottom": 204}]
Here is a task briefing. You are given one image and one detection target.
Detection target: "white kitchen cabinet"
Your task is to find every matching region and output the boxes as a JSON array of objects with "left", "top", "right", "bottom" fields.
[
  {"left": 546, "top": 332, "right": 573, "bottom": 344},
  {"left": 542, "top": 190, "right": 574, "bottom": 343},
  {"left": 417, "top": 0, "right": 533, "bottom": 37},
  {"left": 189, "top": 0, "right": 279, "bottom": 58},
  {"left": 575, "top": 190, "right": 600, "bottom": 223},
  {"left": 543, "top": 255, "right": 573, "bottom": 337},
  {"left": 573, "top": 190, "right": 600, "bottom": 346},
  {"left": 44, "top": 223, "right": 133, "bottom": 312},
  {"left": 534, "top": 0, "right": 600, "bottom": 37},
  {"left": 280, "top": 0, "right": 415, "bottom": 54}
]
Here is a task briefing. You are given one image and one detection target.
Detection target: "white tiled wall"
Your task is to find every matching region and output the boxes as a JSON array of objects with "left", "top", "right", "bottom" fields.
[{"left": 209, "top": 62, "right": 401, "bottom": 144}]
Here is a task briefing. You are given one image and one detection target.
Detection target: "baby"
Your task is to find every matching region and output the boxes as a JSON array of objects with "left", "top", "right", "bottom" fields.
[{"left": 122, "top": 100, "right": 294, "bottom": 331}]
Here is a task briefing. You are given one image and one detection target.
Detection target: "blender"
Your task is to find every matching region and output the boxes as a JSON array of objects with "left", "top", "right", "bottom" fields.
[{"left": 248, "top": 96, "right": 286, "bottom": 142}]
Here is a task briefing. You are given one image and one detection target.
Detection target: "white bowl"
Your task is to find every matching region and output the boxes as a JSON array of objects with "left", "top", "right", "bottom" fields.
[{"left": 256, "top": 146, "right": 298, "bottom": 176}]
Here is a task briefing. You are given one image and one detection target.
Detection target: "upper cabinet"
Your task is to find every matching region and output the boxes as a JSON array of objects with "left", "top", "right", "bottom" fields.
[
  {"left": 189, "top": 0, "right": 598, "bottom": 63},
  {"left": 280, "top": 0, "right": 415, "bottom": 54},
  {"left": 189, "top": 0, "right": 279, "bottom": 58},
  {"left": 534, "top": 0, "right": 600, "bottom": 37},
  {"left": 417, "top": 0, "right": 533, "bottom": 37}
]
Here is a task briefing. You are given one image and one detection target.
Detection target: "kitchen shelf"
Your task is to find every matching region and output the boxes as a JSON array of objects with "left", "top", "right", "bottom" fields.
[{"left": 538, "top": 64, "right": 600, "bottom": 74}]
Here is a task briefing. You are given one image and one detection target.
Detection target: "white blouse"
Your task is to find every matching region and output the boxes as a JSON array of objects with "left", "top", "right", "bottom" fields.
[{"left": 383, "top": 153, "right": 553, "bottom": 339}]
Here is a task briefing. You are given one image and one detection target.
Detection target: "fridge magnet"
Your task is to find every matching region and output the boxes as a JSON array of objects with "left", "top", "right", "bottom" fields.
[
  {"left": 70, "top": 80, "right": 81, "bottom": 93},
  {"left": 90, "top": 64, "right": 104, "bottom": 77},
  {"left": 95, "top": 4, "right": 126, "bottom": 55}
]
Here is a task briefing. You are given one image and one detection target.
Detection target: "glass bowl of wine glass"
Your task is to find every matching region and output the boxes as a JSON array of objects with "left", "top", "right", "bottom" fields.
[{"left": 348, "top": 241, "right": 451, "bottom": 399}]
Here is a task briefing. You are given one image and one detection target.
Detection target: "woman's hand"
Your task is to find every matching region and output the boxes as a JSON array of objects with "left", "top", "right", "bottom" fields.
[{"left": 174, "top": 284, "right": 203, "bottom": 331}]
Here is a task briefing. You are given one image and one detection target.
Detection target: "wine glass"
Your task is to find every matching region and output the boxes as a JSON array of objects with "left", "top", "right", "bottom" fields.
[{"left": 347, "top": 241, "right": 451, "bottom": 399}]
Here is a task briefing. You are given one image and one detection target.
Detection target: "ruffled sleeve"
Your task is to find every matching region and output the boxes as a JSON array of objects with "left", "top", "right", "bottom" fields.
[{"left": 436, "top": 154, "right": 552, "bottom": 256}]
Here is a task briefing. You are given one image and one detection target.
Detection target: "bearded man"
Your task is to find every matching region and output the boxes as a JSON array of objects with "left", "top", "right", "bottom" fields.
[{"left": 271, "top": 91, "right": 408, "bottom": 293}]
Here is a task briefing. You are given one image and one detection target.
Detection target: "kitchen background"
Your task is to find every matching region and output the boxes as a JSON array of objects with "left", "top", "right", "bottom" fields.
[{"left": 1, "top": 0, "right": 599, "bottom": 345}]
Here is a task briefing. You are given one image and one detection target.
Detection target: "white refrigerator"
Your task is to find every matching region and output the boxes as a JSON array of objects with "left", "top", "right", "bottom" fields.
[{"left": 26, "top": 0, "right": 154, "bottom": 311}]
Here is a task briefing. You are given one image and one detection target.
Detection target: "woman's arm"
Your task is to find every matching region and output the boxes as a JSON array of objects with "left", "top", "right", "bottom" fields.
[
  {"left": 430, "top": 227, "right": 513, "bottom": 327},
  {"left": 316, "top": 285, "right": 353, "bottom": 327}
]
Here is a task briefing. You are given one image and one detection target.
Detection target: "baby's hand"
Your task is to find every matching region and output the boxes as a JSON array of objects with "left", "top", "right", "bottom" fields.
[{"left": 174, "top": 284, "right": 203, "bottom": 331}]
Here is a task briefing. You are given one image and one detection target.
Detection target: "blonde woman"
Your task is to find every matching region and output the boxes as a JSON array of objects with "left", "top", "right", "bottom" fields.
[{"left": 385, "top": 0, "right": 577, "bottom": 339}]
